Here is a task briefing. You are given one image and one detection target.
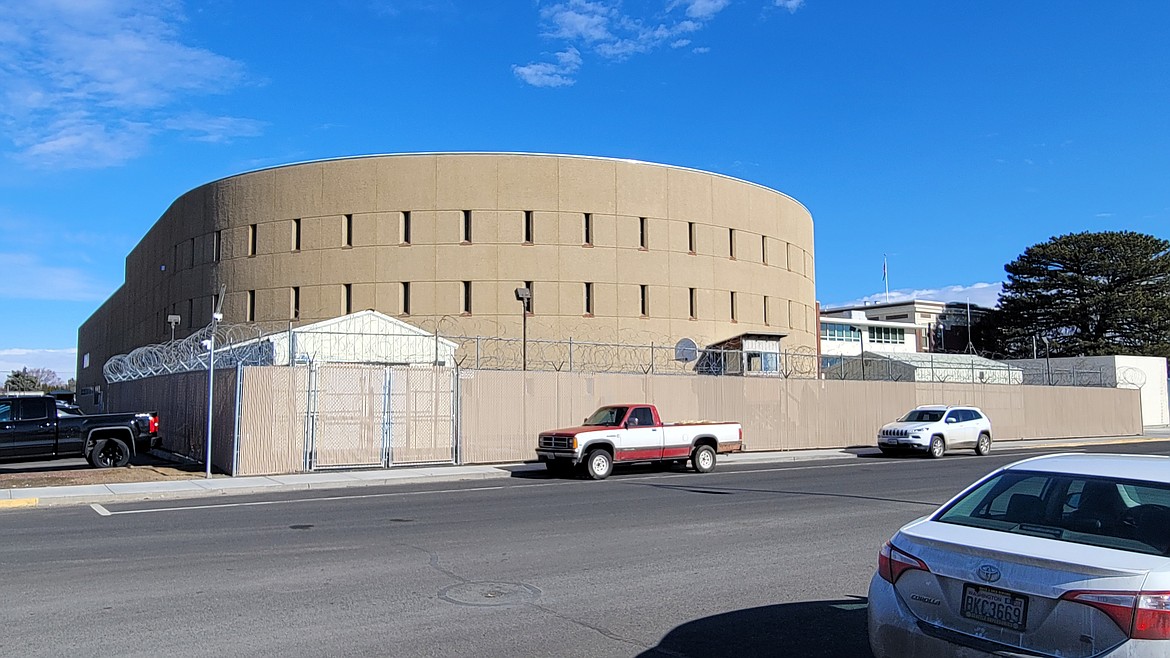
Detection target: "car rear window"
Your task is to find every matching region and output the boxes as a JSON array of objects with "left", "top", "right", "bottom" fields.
[{"left": 934, "top": 470, "right": 1170, "bottom": 556}]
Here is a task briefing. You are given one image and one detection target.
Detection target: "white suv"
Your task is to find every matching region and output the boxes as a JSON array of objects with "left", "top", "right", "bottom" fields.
[{"left": 877, "top": 405, "right": 992, "bottom": 458}]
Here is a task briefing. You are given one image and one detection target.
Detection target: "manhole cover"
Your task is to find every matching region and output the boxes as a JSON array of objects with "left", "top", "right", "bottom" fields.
[{"left": 439, "top": 581, "right": 541, "bottom": 607}]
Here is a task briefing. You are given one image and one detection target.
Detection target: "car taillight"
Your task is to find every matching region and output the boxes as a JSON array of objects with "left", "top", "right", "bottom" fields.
[
  {"left": 1135, "top": 593, "right": 1170, "bottom": 639},
  {"left": 877, "top": 541, "right": 929, "bottom": 584},
  {"left": 149, "top": 415, "right": 159, "bottom": 434},
  {"left": 1062, "top": 591, "right": 1170, "bottom": 639}
]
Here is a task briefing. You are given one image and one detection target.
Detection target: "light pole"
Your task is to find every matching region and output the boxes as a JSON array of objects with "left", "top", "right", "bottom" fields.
[
  {"left": 514, "top": 287, "right": 531, "bottom": 371},
  {"left": 1041, "top": 336, "right": 1051, "bottom": 385},
  {"left": 203, "top": 285, "right": 226, "bottom": 478}
]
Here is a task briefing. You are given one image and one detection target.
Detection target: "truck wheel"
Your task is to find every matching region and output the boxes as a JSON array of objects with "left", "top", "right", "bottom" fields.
[
  {"left": 974, "top": 432, "right": 992, "bottom": 456},
  {"left": 928, "top": 436, "right": 946, "bottom": 459},
  {"left": 585, "top": 449, "right": 612, "bottom": 480},
  {"left": 692, "top": 445, "right": 716, "bottom": 473},
  {"left": 90, "top": 438, "right": 131, "bottom": 468}
]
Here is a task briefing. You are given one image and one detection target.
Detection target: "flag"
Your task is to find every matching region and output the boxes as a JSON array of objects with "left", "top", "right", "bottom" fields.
[{"left": 882, "top": 256, "right": 887, "bottom": 282}]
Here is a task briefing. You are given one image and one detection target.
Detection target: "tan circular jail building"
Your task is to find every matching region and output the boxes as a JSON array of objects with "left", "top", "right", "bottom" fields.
[{"left": 77, "top": 153, "right": 816, "bottom": 391}]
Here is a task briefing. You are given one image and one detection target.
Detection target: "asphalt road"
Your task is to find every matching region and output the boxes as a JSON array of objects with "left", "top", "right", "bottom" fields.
[{"left": 5, "top": 440, "right": 1170, "bottom": 658}]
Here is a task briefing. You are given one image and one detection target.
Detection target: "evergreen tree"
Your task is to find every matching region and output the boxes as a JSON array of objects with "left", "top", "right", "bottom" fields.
[
  {"left": 994, "top": 231, "right": 1170, "bottom": 358},
  {"left": 4, "top": 368, "right": 42, "bottom": 392}
]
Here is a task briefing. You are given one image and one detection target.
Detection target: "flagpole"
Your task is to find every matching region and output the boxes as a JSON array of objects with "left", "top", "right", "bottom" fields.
[{"left": 883, "top": 254, "right": 889, "bottom": 303}]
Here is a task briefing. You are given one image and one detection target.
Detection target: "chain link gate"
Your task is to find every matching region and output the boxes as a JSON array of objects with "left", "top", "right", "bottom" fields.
[{"left": 304, "top": 363, "right": 456, "bottom": 470}]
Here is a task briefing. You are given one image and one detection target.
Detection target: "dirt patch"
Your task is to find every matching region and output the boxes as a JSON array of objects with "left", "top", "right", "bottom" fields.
[{"left": 0, "top": 455, "right": 216, "bottom": 489}]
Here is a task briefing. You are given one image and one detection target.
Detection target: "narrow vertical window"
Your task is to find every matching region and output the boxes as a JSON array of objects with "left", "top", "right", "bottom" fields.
[
  {"left": 213, "top": 230, "right": 222, "bottom": 262},
  {"left": 764, "top": 296, "right": 770, "bottom": 325},
  {"left": 689, "top": 288, "right": 697, "bottom": 320},
  {"left": 584, "top": 282, "right": 594, "bottom": 315},
  {"left": 212, "top": 293, "right": 219, "bottom": 316},
  {"left": 291, "top": 287, "right": 300, "bottom": 320},
  {"left": 189, "top": 238, "right": 195, "bottom": 264},
  {"left": 401, "top": 211, "right": 412, "bottom": 244},
  {"left": 524, "top": 281, "right": 534, "bottom": 313},
  {"left": 462, "top": 281, "right": 472, "bottom": 314},
  {"left": 524, "top": 211, "right": 534, "bottom": 244},
  {"left": 343, "top": 214, "right": 353, "bottom": 247},
  {"left": 729, "top": 228, "right": 736, "bottom": 259},
  {"left": 246, "top": 290, "right": 255, "bottom": 322},
  {"left": 173, "top": 244, "right": 179, "bottom": 270},
  {"left": 583, "top": 213, "right": 593, "bottom": 245},
  {"left": 344, "top": 284, "right": 352, "bottom": 314},
  {"left": 688, "top": 222, "right": 696, "bottom": 253},
  {"left": 187, "top": 299, "right": 194, "bottom": 327},
  {"left": 730, "top": 291, "right": 738, "bottom": 322},
  {"left": 401, "top": 282, "right": 411, "bottom": 315},
  {"left": 639, "top": 217, "right": 647, "bottom": 249},
  {"left": 248, "top": 224, "right": 257, "bottom": 256},
  {"left": 292, "top": 218, "right": 301, "bottom": 251},
  {"left": 462, "top": 210, "right": 472, "bottom": 243},
  {"left": 640, "top": 284, "right": 649, "bottom": 317},
  {"left": 761, "top": 235, "right": 768, "bottom": 264}
]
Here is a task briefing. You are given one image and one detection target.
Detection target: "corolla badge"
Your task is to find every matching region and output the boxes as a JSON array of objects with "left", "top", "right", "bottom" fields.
[{"left": 977, "top": 564, "right": 1001, "bottom": 583}]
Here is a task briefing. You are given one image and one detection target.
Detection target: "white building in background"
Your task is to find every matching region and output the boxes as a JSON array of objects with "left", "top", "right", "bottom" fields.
[
  {"left": 822, "top": 351, "right": 1024, "bottom": 384},
  {"left": 819, "top": 311, "right": 926, "bottom": 356},
  {"left": 1006, "top": 355, "right": 1169, "bottom": 427},
  {"left": 221, "top": 310, "right": 458, "bottom": 367},
  {"left": 821, "top": 300, "right": 946, "bottom": 352}
]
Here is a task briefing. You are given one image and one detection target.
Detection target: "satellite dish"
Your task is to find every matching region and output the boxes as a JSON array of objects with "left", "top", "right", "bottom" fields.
[{"left": 674, "top": 338, "right": 698, "bottom": 363}]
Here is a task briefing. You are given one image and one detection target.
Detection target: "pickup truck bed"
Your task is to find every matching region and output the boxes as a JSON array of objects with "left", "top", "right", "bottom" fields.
[{"left": 0, "top": 396, "right": 159, "bottom": 468}]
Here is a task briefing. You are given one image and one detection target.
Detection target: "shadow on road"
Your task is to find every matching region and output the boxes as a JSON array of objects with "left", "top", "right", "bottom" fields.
[
  {"left": 638, "top": 597, "right": 872, "bottom": 658},
  {"left": 504, "top": 461, "right": 686, "bottom": 479}
]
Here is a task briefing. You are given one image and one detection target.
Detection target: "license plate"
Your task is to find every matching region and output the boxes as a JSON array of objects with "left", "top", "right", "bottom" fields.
[{"left": 961, "top": 584, "right": 1028, "bottom": 631}]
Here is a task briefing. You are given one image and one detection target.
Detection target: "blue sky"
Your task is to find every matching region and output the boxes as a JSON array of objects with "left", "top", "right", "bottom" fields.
[{"left": 1, "top": 0, "right": 1168, "bottom": 380}]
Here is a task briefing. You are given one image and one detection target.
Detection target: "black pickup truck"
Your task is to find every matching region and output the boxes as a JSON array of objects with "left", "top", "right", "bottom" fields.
[{"left": 0, "top": 396, "right": 159, "bottom": 468}]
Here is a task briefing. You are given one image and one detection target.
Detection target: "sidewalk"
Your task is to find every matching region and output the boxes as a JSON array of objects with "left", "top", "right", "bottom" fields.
[{"left": 3, "top": 432, "right": 1167, "bottom": 510}]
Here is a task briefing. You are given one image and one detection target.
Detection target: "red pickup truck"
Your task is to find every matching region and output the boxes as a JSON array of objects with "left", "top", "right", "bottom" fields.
[{"left": 535, "top": 404, "right": 743, "bottom": 479}]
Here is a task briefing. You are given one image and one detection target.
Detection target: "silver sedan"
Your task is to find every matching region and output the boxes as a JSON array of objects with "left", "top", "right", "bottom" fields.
[{"left": 869, "top": 453, "right": 1170, "bottom": 657}]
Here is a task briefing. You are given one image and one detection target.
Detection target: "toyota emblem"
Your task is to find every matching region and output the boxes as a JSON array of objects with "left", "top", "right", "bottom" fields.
[{"left": 977, "top": 564, "right": 1001, "bottom": 583}]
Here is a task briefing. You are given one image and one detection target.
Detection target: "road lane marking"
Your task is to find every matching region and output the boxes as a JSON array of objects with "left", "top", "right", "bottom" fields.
[
  {"left": 90, "top": 459, "right": 909, "bottom": 516},
  {"left": 91, "top": 481, "right": 572, "bottom": 515}
]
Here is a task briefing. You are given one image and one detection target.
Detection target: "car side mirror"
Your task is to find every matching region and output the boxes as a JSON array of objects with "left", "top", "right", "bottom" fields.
[{"left": 946, "top": 417, "right": 957, "bottom": 424}]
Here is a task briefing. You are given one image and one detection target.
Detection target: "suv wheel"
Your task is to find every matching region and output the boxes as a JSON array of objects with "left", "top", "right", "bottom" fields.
[
  {"left": 975, "top": 432, "right": 992, "bottom": 456},
  {"left": 928, "top": 435, "right": 946, "bottom": 459}
]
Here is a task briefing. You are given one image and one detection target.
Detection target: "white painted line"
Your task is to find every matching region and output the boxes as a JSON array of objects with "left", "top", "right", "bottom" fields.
[
  {"left": 90, "top": 504, "right": 111, "bottom": 516},
  {"left": 92, "top": 459, "right": 907, "bottom": 516},
  {"left": 94, "top": 481, "right": 571, "bottom": 516}
]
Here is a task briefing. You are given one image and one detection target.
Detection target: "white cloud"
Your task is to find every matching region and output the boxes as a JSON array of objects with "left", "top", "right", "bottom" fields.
[
  {"left": 517, "top": 0, "right": 796, "bottom": 86},
  {"left": 669, "top": 0, "right": 731, "bottom": 20},
  {"left": 693, "top": 46, "right": 711, "bottom": 54},
  {"left": 0, "top": 348, "right": 78, "bottom": 382},
  {"left": 0, "top": 253, "right": 118, "bottom": 302},
  {"left": 0, "top": 0, "right": 258, "bottom": 168},
  {"left": 162, "top": 113, "right": 267, "bottom": 144},
  {"left": 513, "top": 48, "right": 583, "bottom": 88},
  {"left": 830, "top": 282, "right": 1004, "bottom": 310}
]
